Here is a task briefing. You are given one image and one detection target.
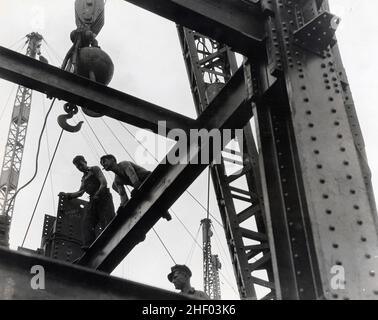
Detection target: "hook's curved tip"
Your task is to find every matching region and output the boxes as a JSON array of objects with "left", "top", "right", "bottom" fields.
[
  {"left": 76, "top": 121, "right": 84, "bottom": 130},
  {"left": 57, "top": 114, "right": 83, "bottom": 133}
]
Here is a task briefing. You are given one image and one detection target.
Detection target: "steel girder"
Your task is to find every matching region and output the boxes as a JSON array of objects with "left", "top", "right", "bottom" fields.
[
  {"left": 0, "top": 46, "right": 195, "bottom": 135},
  {"left": 78, "top": 67, "right": 252, "bottom": 272},
  {"left": 124, "top": 0, "right": 266, "bottom": 57},
  {"left": 0, "top": 246, "right": 188, "bottom": 299},
  {"left": 0, "top": 0, "right": 375, "bottom": 301},
  {"left": 247, "top": 0, "right": 378, "bottom": 300}
]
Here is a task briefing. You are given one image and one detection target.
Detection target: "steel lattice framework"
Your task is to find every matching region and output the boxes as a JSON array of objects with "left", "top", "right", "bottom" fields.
[
  {"left": 211, "top": 254, "right": 221, "bottom": 300},
  {"left": 201, "top": 218, "right": 213, "bottom": 298},
  {"left": 0, "top": 0, "right": 376, "bottom": 300},
  {"left": 0, "top": 33, "right": 43, "bottom": 247},
  {"left": 201, "top": 219, "right": 222, "bottom": 300},
  {"left": 177, "top": 26, "right": 274, "bottom": 299}
]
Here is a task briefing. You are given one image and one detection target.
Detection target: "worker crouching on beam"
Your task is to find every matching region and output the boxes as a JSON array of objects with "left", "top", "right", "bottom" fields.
[{"left": 100, "top": 154, "right": 172, "bottom": 221}]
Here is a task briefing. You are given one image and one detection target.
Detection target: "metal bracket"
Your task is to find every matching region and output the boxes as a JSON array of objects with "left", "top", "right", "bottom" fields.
[{"left": 293, "top": 11, "right": 340, "bottom": 57}]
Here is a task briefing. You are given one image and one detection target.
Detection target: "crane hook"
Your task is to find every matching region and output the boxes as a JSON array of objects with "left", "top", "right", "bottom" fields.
[{"left": 57, "top": 103, "right": 83, "bottom": 133}]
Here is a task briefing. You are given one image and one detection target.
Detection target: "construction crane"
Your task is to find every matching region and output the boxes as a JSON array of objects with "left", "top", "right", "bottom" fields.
[
  {"left": 201, "top": 218, "right": 222, "bottom": 300},
  {"left": 0, "top": 32, "right": 46, "bottom": 247}
]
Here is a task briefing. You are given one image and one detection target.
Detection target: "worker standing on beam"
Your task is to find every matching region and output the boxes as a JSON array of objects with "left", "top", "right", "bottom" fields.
[
  {"left": 100, "top": 154, "right": 171, "bottom": 221},
  {"left": 59, "top": 155, "right": 115, "bottom": 249}
]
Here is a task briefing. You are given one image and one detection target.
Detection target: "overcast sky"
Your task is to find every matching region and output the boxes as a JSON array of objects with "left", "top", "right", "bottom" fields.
[{"left": 0, "top": 0, "right": 377, "bottom": 300}]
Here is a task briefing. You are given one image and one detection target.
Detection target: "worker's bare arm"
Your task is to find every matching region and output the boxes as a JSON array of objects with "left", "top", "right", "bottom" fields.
[
  {"left": 112, "top": 180, "right": 129, "bottom": 207},
  {"left": 59, "top": 181, "right": 85, "bottom": 199}
]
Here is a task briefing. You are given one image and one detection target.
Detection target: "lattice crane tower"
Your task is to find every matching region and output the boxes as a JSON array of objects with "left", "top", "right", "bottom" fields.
[
  {"left": 201, "top": 218, "right": 222, "bottom": 300},
  {"left": 0, "top": 32, "right": 44, "bottom": 247}
]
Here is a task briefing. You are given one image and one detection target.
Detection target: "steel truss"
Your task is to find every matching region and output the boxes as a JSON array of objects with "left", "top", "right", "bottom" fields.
[
  {"left": 210, "top": 254, "right": 222, "bottom": 300},
  {"left": 201, "top": 218, "right": 222, "bottom": 300},
  {"left": 177, "top": 26, "right": 274, "bottom": 299},
  {"left": 0, "top": 33, "right": 43, "bottom": 247},
  {"left": 0, "top": 0, "right": 376, "bottom": 300}
]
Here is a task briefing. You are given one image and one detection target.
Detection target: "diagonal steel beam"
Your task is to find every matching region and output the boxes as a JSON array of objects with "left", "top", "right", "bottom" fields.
[
  {"left": 124, "top": 0, "right": 266, "bottom": 57},
  {"left": 78, "top": 67, "right": 252, "bottom": 272},
  {"left": 0, "top": 46, "right": 196, "bottom": 135}
]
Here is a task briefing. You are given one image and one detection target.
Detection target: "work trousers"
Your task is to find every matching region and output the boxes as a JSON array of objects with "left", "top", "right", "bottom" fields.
[{"left": 82, "top": 189, "right": 115, "bottom": 247}]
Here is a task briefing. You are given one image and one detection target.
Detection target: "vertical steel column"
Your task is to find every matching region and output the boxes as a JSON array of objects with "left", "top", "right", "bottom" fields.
[
  {"left": 0, "top": 33, "right": 43, "bottom": 247},
  {"left": 248, "top": 0, "right": 378, "bottom": 299},
  {"left": 177, "top": 26, "right": 275, "bottom": 300}
]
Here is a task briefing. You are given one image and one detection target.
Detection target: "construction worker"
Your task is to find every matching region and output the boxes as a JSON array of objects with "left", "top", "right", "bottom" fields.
[
  {"left": 168, "top": 264, "right": 210, "bottom": 299},
  {"left": 59, "top": 155, "right": 115, "bottom": 248},
  {"left": 99, "top": 154, "right": 171, "bottom": 220}
]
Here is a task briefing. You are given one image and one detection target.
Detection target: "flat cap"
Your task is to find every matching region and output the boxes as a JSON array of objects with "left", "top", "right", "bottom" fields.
[{"left": 167, "top": 264, "right": 192, "bottom": 282}]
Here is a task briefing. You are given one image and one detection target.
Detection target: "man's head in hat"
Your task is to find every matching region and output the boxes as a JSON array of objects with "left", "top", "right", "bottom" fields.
[{"left": 167, "top": 264, "right": 192, "bottom": 291}]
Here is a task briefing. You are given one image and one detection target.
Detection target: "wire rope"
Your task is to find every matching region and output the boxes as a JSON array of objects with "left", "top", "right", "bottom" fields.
[{"left": 21, "top": 129, "right": 64, "bottom": 246}]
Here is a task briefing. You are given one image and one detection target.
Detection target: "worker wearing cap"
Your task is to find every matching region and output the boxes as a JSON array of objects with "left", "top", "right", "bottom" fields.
[{"left": 168, "top": 264, "right": 210, "bottom": 299}]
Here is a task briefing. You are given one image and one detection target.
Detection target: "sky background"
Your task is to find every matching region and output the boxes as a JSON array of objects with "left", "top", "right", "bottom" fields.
[{"left": 0, "top": 0, "right": 377, "bottom": 300}]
